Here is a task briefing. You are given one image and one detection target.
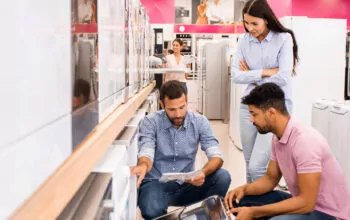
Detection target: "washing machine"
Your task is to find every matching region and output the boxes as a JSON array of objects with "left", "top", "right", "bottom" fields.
[
  {"left": 229, "top": 80, "right": 246, "bottom": 151},
  {"left": 328, "top": 103, "right": 350, "bottom": 188},
  {"left": 311, "top": 99, "right": 336, "bottom": 142}
]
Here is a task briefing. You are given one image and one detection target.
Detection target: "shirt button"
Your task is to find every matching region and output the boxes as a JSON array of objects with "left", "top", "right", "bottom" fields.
[
  {"left": 175, "top": 142, "right": 178, "bottom": 144},
  {"left": 176, "top": 154, "right": 178, "bottom": 156},
  {"left": 173, "top": 168, "right": 175, "bottom": 171}
]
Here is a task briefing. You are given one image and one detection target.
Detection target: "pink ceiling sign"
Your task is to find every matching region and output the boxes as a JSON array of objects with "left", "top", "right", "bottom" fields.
[
  {"left": 173, "top": 24, "right": 246, "bottom": 34},
  {"left": 140, "top": 0, "right": 175, "bottom": 24}
]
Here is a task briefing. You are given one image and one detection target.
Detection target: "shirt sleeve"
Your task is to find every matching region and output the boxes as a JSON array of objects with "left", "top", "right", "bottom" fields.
[
  {"left": 197, "top": 115, "right": 223, "bottom": 160},
  {"left": 205, "top": 4, "right": 213, "bottom": 20},
  {"left": 231, "top": 36, "right": 264, "bottom": 84},
  {"left": 260, "top": 33, "right": 293, "bottom": 86},
  {"left": 138, "top": 116, "right": 156, "bottom": 162},
  {"left": 292, "top": 134, "right": 323, "bottom": 174},
  {"left": 270, "top": 138, "right": 277, "bottom": 161}
]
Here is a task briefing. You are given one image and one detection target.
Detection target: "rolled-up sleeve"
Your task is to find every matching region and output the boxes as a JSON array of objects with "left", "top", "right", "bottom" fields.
[
  {"left": 198, "top": 115, "right": 223, "bottom": 160},
  {"left": 138, "top": 117, "right": 156, "bottom": 162}
]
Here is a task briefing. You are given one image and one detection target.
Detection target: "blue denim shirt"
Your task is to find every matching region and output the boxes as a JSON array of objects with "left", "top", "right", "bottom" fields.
[
  {"left": 231, "top": 31, "right": 294, "bottom": 105},
  {"left": 138, "top": 110, "right": 222, "bottom": 181}
]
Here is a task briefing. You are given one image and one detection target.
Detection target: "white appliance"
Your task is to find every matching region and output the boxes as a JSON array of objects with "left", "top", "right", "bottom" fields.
[
  {"left": 229, "top": 78, "right": 246, "bottom": 151},
  {"left": 311, "top": 100, "right": 337, "bottom": 142},
  {"left": 111, "top": 116, "right": 142, "bottom": 220},
  {"left": 92, "top": 144, "right": 130, "bottom": 219},
  {"left": 328, "top": 103, "right": 350, "bottom": 188},
  {"left": 98, "top": 0, "right": 126, "bottom": 121},
  {"left": 280, "top": 16, "right": 347, "bottom": 125}
]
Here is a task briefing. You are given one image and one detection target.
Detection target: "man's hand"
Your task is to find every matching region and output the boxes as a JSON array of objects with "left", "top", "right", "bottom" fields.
[
  {"left": 224, "top": 185, "right": 246, "bottom": 210},
  {"left": 227, "top": 207, "right": 255, "bottom": 220},
  {"left": 185, "top": 171, "right": 205, "bottom": 186},
  {"left": 239, "top": 60, "right": 250, "bottom": 71},
  {"left": 130, "top": 163, "right": 148, "bottom": 187}
]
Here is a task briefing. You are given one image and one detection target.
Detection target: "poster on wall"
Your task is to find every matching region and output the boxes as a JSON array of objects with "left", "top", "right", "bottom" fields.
[
  {"left": 175, "top": 0, "right": 248, "bottom": 25},
  {"left": 72, "top": 0, "right": 98, "bottom": 24}
]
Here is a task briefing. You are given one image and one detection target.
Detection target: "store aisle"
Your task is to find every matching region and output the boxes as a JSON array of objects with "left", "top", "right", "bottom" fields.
[
  {"left": 136, "top": 120, "right": 245, "bottom": 219},
  {"left": 201, "top": 120, "right": 246, "bottom": 190}
]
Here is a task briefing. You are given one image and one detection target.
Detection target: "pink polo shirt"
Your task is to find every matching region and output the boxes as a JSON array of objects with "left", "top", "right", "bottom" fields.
[{"left": 271, "top": 118, "right": 350, "bottom": 219}]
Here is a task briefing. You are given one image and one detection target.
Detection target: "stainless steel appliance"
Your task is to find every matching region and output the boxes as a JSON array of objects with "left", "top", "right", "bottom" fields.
[
  {"left": 197, "top": 39, "right": 232, "bottom": 122},
  {"left": 175, "top": 6, "right": 190, "bottom": 24},
  {"left": 154, "top": 195, "right": 228, "bottom": 220}
]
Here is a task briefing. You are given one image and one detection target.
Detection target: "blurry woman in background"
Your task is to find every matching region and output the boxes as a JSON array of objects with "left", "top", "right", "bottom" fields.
[
  {"left": 231, "top": 0, "right": 298, "bottom": 183},
  {"left": 164, "top": 39, "right": 189, "bottom": 91},
  {"left": 196, "top": 0, "right": 208, "bottom": 25}
]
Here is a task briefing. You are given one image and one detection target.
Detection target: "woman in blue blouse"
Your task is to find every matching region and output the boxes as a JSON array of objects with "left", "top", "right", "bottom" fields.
[{"left": 231, "top": 0, "right": 299, "bottom": 183}]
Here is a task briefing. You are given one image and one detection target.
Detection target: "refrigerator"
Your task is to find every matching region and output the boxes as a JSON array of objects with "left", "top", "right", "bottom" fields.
[
  {"left": 229, "top": 79, "right": 246, "bottom": 151},
  {"left": 197, "top": 39, "right": 233, "bottom": 122},
  {"left": 279, "top": 16, "right": 347, "bottom": 125}
]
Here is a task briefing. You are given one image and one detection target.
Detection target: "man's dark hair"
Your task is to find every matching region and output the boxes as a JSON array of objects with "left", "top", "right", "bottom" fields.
[
  {"left": 74, "top": 78, "right": 91, "bottom": 104},
  {"left": 160, "top": 80, "right": 186, "bottom": 102},
  {"left": 241, "top": 83, "right": 288, "bottom": 115}
]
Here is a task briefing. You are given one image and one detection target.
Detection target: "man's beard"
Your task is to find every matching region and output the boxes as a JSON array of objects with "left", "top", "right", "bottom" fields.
[
  {"left": 166, "top": 113, "right": 185, "bottom": 127},
  {"left": 253, "top": 123, "right": 271, "bottom": 134}
]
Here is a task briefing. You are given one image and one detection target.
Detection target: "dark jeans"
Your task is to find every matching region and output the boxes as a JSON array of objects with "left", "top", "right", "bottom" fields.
[
  {"left": 234, "top": 191, "right": 336, "bottom": 220},
  {"left": 138, "top": 169, "right": 231, "bottom": 220}
]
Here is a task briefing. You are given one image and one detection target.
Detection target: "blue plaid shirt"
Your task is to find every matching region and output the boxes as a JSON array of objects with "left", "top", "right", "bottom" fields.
[{"left": 138, "top": 110, "right": 222, "bottom": 181}]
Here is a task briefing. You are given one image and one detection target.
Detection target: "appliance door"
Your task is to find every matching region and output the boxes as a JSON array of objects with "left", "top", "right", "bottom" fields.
[
  {"left": 328, "top": 104, "right": 350, "bottom": 188},
  {"left": 197, "top": 44, "right": 206, "bottom": 114},
  {"left": 204, "top": 42, "right": 224, "bottom": 119},
  {"left": 311, "top": 100, "right": 335, "bottom": 142},
  {"left": 175, "top": 7, "right": 191, "bottom": 24}
]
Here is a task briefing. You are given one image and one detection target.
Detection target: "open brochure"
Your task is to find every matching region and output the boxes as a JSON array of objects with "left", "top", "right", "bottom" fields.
[{"left": 159, "top": 170, "right": 202, "bottom": 182}]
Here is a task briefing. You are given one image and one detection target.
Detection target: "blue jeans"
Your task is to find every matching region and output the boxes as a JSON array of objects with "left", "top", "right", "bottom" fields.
[
  {"left": 234, "top": 191, "right": 335, "bottom": 220},
  {"left": 138, "top": 169, "right": 231, "bottom": 220},
  {"left": 239, "top": 101, "right": 292, "bottom": 183}
]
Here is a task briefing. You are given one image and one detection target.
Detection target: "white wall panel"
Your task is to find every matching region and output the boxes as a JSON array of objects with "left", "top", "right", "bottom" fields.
[
  {"left": 280, "top": 16, "right": 346, "bottom": 124},
  {"left": 0, "top": 0, "right": 71, "bottom": 148},
  {"left": 98, "top": 0, "right": 126, "bottom": 120},
  {"left": 0, "top": 115, "right": 71, "bottom": 219}
]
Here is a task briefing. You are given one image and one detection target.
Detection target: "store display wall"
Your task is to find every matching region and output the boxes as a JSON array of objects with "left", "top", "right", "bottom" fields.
[
  {"left": 0, "top": 0, "right": 71, "bottom": 218},
  {"left": 0, "top": 0, "right": 153, "bottom": 218}
]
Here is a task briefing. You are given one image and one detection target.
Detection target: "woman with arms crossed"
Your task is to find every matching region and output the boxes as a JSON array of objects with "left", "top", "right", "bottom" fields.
[{"left": 231, "top": 0, "right": 298, "bottom": 183}]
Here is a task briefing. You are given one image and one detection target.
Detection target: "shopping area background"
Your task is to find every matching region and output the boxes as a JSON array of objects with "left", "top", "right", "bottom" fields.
[{"left": 1, "top": 0, "right": 350, "bottom": 219}]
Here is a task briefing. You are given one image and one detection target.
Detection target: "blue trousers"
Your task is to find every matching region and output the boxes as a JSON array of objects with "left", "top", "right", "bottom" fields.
[
  {"left": 235, "top": 190, "right": 335, "bottom": 220},
  {"left": 138, "top": 169, "right": 231, "bottom": 220}
]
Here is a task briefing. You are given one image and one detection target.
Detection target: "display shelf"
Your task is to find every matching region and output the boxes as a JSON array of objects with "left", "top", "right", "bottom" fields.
[{"left": 11, "top": 81, "right": 155, "bottom": 220}]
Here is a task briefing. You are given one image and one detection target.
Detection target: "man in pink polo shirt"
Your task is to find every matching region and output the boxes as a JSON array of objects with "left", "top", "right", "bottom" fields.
[{"left": 224, "top": 83, "right": 350, "bottom": 220}]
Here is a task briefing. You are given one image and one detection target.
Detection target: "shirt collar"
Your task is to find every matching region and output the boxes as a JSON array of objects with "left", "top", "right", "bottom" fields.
[
  {"left": 161, "top": 111, "right": 189, "bottom": 130},
  {"left": 277, "top": 117, "right": 294, "bottom": 145},
  {"left": 249, "top": 30, "right": 274, "bottom": 43}
]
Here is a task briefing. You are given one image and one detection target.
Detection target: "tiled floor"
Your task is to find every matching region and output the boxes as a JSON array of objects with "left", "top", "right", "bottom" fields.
[{"left": 196, "top": 120, "right": 246, "bottom": 189}]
